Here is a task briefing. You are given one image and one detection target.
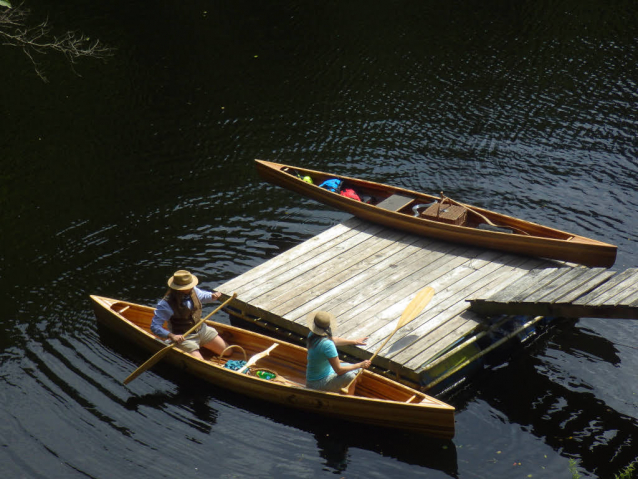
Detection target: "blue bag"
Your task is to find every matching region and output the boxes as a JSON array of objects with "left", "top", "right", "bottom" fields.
[{"left": 319, "top": 178, "right": 342, "bottom": 193}]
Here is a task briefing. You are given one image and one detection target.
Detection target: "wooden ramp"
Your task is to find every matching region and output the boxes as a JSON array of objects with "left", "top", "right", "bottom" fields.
[
  {"left": 469, "top": 267, "right": 638, "bottom": 319},
  {"left": 216, "top": 216, "right": 559, "bottom": 388}
]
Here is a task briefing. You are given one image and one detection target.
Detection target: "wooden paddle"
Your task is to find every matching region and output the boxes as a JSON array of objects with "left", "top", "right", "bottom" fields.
[
  {"left": 123, "top": 292, "right": 237, "bottom": 385},
  {"left": 238, "top": 343, "right": 279, "bottom": 374},
  {"left": 340, "top": 286, "right": 435, "bottom": 394}
]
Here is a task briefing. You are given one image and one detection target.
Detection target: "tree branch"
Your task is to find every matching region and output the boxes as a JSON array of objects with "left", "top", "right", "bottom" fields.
[{"left": 1, "top": 3, "right": 114, "bottom": 82}]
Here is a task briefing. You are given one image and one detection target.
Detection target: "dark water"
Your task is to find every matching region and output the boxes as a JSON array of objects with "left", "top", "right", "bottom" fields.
[{"left": 2, "top": 1, "right": 637, "bottom": 477}]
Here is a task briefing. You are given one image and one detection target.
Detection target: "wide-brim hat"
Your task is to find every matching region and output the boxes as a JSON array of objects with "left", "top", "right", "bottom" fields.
[
  {"left": 307, "top": 310, "right": 336, "bottom": 336},
  {"left": 167, "top": 270, "right": 199, "bottom": 290}
]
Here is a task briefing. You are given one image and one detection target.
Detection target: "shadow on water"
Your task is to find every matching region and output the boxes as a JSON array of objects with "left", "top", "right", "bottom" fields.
[
  {"left": 124, "top": 388, "right": 219, "bottom": 435},
  {"left": 206, "top": 383, "right": 458, "bottom": 478},
  {"left": 446, "top": 320, "right": 638, "bottom": 478},
  {"left": 97, "top": 323, "right": 459, "bottom": 477}
]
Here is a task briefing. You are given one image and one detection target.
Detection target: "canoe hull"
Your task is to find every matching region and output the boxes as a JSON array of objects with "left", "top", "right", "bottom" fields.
[
  {"left": 91, "top": 295, "right": 455, "bottom": 438},
  {"left": 255, "top": 160, "right": 617, "bottom": 268}
]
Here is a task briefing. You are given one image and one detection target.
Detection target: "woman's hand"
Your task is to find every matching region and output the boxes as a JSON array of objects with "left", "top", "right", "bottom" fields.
[
  {"left": 359, "top": 359, "right": 371, "bottom": 370},
  {"left": 353, "top": 336, "right": 368, "bottom": 346},
  {"left": 212, "top": 291, "right": 222, "bottom": 301}
]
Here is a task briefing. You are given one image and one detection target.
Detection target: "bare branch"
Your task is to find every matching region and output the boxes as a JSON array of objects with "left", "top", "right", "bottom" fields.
[{"left": 1, "top": 3, "right": 114, "bottom": 82}]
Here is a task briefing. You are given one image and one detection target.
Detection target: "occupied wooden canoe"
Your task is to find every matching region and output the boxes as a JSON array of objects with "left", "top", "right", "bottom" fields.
[
  {"left": 91, "top": 295, "right": 456, "bottom": 439},
  {"left": 255, "top": 159, "right": 617, "bottom": 267}
]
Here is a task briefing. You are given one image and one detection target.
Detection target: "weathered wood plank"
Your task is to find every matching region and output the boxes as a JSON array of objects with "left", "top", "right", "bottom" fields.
[
  {"left": 524, "top": 267, "right": 598, "bottom": 303},
  {"left": 272, "top": 233, "right": 430, "bottom": 321},
  {"left": 252, "top": 226, "right": 408, "bottom": 310},
  {"left": 573, "top": 269, "right": 637, "bottom": 306},
  {"left": 220, "top": 216, "right": 366, "bottom": 293},
  {"left": 485, "top": 267, "right": 571, "bottom": 303},
  {"left": 601, "top": 269, "right": 638, "bottom": 305},
  {"left": 547, "top": 268, "right": 614, "bottom": 304},
  {"left": 333, "top": 242, "right": 473, "bottom": 338},
  {"left": 397, "top": 256, "right": 548, "bottom": 367},
  {"left": 243, "top": 221, "right": 387, "bottom": 303},
  {"left": 373, "top": 250, "right": 535, "bottom": 356},
  {"left": 408, "top": 314, "right": 481, "bottom": 371}
]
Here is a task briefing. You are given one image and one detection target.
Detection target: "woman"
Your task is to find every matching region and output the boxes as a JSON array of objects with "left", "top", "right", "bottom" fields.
[
  {"left": 305, "top": 310, "right": 372, "bottom": 393},
  {"left": 150, "top": 270, "right": 230, "bottom": 359}
]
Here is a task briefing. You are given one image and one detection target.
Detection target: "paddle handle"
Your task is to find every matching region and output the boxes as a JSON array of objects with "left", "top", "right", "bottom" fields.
[
  {"left": 123, "top": 292, "right": 237, "bottom": 385},
  {"left": 341, "top": 325, "right": 399, "bottom": 394},
  {"left": 184, "top": 292, "right": 238, "bottom": 336}
]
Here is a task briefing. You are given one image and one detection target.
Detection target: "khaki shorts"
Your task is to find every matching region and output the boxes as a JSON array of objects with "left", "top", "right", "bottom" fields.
[{"left": 173, "top": 323, "right": 219, "bottom": 353}]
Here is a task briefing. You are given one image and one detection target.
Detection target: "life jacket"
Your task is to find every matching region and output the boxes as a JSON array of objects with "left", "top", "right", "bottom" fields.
[
  {"left": 340, "top": 188, "right": 361, "bottom": 201},
  {"left": 318, "top": 178, "right": 342, "bottom": 193},
  {"left": 166, "top": 290, "right": 202, "bottom": 335}
]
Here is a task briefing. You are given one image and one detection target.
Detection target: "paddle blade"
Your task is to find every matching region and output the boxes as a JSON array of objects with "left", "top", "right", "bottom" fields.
[
  {"left": 123, "top": 344, "right": 174, "bottom": 385},
  {"left": 239, "top": 343, "right": 279, "bottom": 374},
  {"left": 398, "top": 286, "right": 435, "bottom": 327},
  {"left": 340, "top": 286, "right": 436, "bottom": 395}
]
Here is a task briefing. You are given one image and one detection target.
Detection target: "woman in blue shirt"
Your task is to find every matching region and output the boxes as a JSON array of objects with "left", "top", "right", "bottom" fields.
[{"left": 306, "top": 311, "right": 371, "bottom": 393}]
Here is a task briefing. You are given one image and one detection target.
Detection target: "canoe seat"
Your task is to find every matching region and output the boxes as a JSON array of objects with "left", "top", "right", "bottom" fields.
[{"left": 376, "top": 194, "right": 414, "bottom": 212}]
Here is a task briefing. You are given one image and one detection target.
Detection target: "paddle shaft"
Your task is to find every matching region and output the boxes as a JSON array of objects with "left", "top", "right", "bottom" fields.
[
  {"left": 340, "top": 286, "right": 435, "bottom": 394},
  {"left": 123, "top": 292, "right": 237, "bottom": 385}
]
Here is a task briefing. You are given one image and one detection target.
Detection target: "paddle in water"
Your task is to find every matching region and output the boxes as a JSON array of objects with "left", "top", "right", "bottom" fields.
[{"left": 340, "top": 286, "right": 435, "bottom": 395}]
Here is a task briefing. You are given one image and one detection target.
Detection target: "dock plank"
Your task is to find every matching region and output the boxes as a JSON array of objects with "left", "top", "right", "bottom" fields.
[
  {"left": 252, "top": 225, "right": 405, "bottom": 309},
  {"left": 221, "top": 216, "right": 367, "bottom": 293}
]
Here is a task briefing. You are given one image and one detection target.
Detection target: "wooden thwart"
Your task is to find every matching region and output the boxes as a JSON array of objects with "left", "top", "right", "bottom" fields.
[{"left": 376, "top": 194, "right": 414, "bottom": 212}]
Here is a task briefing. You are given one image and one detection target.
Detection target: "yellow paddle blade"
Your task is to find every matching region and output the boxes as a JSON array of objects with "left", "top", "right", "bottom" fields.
[
  {"left": 398, "top": 286, "right": 435, "bottom": 328},
  {"left": 340, "top": 286, "right": 435, "bottom": 395}
]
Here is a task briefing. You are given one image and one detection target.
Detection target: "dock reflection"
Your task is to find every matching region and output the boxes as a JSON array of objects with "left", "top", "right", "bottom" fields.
[{"left": 447, "top": 321, "right": 637, "bottom": 478}]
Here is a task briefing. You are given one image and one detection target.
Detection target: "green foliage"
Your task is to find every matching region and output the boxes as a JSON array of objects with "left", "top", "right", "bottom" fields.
[
  {"left": 569, "top": 458, "right": 638, "bottom": 479},
  {"left": 0, "top": 1, "right": 12, "bottom": 8},
  {"left": 615, "top": 460, "right": 637, "bottom": 479},
  {"left": 569, "top": 459, "right": 581, "bottom": 479}
]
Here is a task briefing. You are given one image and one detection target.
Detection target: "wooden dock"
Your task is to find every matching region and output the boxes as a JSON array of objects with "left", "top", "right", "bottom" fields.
[
  {"left": 216, "top": 216, "right": 564, "bottom": 389},
  {"left": 469, "top": 267, "right": 638, "bottom": 319}
]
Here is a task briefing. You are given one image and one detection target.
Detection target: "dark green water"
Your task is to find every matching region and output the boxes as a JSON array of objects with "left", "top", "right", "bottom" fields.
[{"left": 1, "top": 1, "right": 637, "bottom": 477}]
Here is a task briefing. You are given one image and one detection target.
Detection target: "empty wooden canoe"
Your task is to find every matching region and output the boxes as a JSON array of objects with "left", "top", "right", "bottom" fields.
[
  {"left": 91, "top": 295, "right": 456, "bottom": 439},
  {"left": 255, "top": 159, "right": 617, "bottom": 267}
]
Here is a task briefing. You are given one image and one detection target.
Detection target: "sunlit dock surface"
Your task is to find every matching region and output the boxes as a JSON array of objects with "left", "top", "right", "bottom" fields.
[{"left": 216, "top": 217, "right": 575, "bottom": 390}]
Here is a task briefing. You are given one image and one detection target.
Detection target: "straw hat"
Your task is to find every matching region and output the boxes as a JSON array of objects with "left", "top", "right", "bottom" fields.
[
  {"left": 167, "top": 270, "right": 199, "bottom": 290},
  {"left": 307, "top": 311, "right": 336, "bottom": 336}
]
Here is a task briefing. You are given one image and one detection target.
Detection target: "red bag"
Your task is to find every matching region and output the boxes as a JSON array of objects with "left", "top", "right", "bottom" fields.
[{"left": 340, "top": 188, "right": 361, "bottom": 201}]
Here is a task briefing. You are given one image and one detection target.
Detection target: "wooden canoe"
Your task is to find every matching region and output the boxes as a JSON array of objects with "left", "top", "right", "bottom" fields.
[
  {"left": 255, "top": 159, "right": 617, "bottom": 267},
  {"left": 90, "top": 295, "right": 456, "bottom": 439}
]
